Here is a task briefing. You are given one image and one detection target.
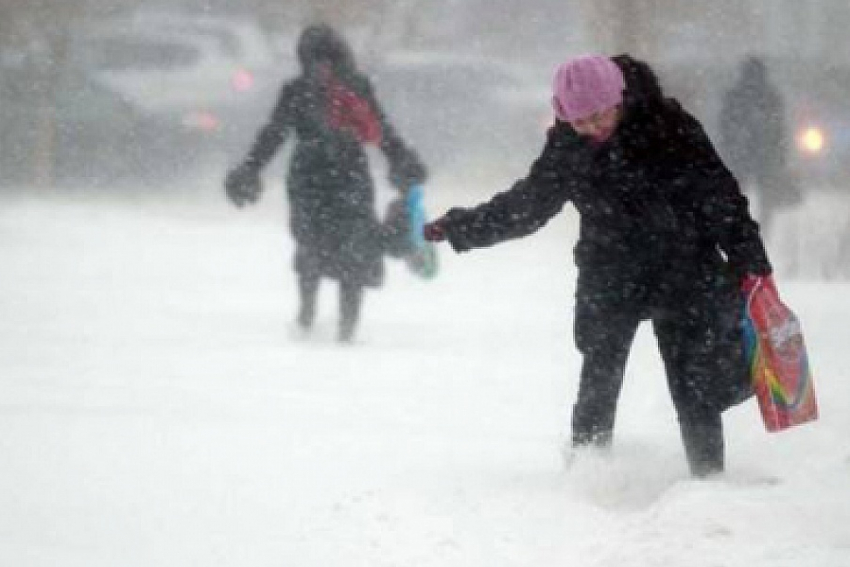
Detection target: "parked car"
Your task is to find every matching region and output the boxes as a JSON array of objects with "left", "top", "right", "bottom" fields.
[
  {"left": 75, "top": 11, "right": 287, "bottom": 171},
  {"left": 0, "top": 10, "right": 285, "bottom": 186}
]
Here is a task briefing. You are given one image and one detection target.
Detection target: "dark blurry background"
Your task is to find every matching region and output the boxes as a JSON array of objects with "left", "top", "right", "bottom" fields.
[{"left": 1, "top": 0, "right": 848, "bottom": 192}]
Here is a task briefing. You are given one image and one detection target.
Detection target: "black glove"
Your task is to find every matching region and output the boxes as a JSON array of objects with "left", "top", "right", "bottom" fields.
[
  {"left": 225, "top": 163, "right": 262, "bottom": 208},
  {"left": 388, "top": 151, "right": 427, "bottom": 191}
]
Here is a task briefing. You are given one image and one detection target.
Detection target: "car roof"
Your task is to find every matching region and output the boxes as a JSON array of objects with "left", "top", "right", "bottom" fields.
[{"left": 78, "top": 10, "right": 275, "bottom": 68}]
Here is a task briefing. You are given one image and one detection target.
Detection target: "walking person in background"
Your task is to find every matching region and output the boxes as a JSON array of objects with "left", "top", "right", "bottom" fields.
[
  {"left": 225, "top": 24, "right": 427, "bottom": 342},
  {"left": 719, "top": 56, "right": 799, "bottom": 241},
  {"left": 423, "top": 54, "right": 774, "bottom": 476}
]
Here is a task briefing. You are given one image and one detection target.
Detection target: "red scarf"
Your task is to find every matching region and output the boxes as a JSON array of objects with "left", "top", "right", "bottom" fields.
[{"left": 322, "top": 66, "right": 382, "bottom": 145}]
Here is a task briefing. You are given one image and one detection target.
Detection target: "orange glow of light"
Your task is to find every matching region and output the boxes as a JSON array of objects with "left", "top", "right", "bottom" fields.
[{"left": 799, "top": 126, "right": 825, "bottom": 154}]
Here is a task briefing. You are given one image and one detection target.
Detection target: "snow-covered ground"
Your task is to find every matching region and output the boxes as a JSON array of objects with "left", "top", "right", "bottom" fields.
[{"left": 1, "top": 180, "right": 849, "bottom": 567}]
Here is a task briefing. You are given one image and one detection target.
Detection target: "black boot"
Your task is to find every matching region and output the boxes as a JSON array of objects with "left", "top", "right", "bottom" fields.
[{"left": 680, "top": 423, "right": 725, "bottom": 477}]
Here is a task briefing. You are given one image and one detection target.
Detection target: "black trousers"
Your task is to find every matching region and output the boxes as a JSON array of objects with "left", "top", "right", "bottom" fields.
[
  {"left": 570, "top": 270, "right": 748, "bottom": 475},
  {"left": 297, "top": 272, "right": 363, "bottom": 341}
]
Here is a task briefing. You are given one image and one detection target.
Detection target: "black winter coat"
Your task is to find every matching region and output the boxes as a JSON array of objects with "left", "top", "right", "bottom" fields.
[
  {"left": 243, "top": 26, "right": 425, "bottom": 287},
  {"left": 441, "top": 56, "right": 771, "bottom": 311}
]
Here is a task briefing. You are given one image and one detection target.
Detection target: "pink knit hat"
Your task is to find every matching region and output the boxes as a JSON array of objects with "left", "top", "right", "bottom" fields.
[{"left": 552, "top": 55, "right": 625, "bottom": 122}]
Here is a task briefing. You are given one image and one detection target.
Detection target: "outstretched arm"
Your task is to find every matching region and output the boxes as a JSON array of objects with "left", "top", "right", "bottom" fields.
[
  {"left": 426, "top": 124, "right": 578, "bottom": 252},
  {"left": 225, "top": 83, "right": 297, "bottom": 207},
  {"left": 242, "top": 83, "right": 297, "bottom": 169}
]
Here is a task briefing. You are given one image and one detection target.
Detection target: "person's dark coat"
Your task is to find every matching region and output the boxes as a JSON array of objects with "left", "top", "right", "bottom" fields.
[
  {"left": 437, "top": 55, "right": 772, "bottom": 411},
  {"left": 241, "top": 25, "right": 425, "bottom": 287}
]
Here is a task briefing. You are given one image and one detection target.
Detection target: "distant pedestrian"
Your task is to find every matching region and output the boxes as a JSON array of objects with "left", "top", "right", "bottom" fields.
[
  {"left": 720, "top": 56, "right": 798, "bottom": 239},
  {"left": 224, "top": 24, "right": 427, "bottom": 342}
]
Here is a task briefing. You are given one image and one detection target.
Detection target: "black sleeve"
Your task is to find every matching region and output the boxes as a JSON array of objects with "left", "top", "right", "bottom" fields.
[
  {"left": 440, "top": 125, "right": 576, "bottom": 252},
  {"left": 678, "top": 111, "right": 773, "bottom": 276},
  {"left": 243, "top": 82, "right": 297, "bottom": 170}
]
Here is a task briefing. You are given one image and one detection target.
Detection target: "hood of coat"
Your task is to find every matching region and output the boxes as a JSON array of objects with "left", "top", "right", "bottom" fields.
[
  {"left": 739, "top": 56, "right": 768, "bottom": 88},
  {"left": 612, "top": 54, "right": 665, "bottom": 112},
  {"left": 588, "top": 55, "right": 690, "bottom": 161},
  {"left": 297, "top": 24, "right": 357, "bottom": 77}
]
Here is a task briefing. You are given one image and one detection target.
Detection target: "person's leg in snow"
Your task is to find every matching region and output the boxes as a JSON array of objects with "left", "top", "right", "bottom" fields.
[
  {"left": 653, "top": 304, "right": 741, "bottom": 477},
  {"left": 571, "top": 299, "right": 641, "bottom": 448},
  {"left": 338, "top": 281, "right": 362, "bottom": 342},
  {"left": 297, "top": 272, "right": 319, "bottom": 331},
  {"left": 679, "top": 420, "right": 724, "bottom": 477}
]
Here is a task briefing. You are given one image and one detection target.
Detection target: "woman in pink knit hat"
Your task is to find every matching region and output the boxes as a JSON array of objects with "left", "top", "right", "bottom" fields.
[{"left": 423, "top": 54, "right": 775, "bottom": 477}]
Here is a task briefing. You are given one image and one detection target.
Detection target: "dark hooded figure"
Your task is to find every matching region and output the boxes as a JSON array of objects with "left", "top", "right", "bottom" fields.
[
  {"left": 719, "top": 56, "right": 797, "bottom": 239},
  {"left": 423, "top": 54, "right": 774, "bottom": 477},
  {"left": 225, "top": 24, "right": 426, "bottom": 342}
]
